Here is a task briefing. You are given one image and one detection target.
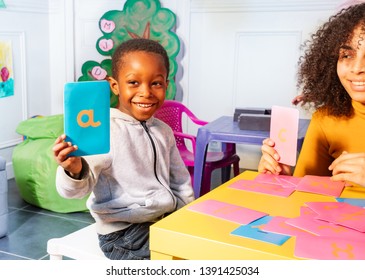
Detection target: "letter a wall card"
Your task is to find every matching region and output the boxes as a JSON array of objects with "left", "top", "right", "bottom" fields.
[
  {"left": 78, "top": 0, "right": 180, "bottom": 108},
  {"left": 64, "top": 81, "right": 110, "bottom": 156}
]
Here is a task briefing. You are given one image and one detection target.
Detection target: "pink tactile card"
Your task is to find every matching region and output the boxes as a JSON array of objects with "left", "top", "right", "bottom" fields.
[
  {"left": 305, "top": 201, "right": 344, "bottom": 214},
  {"left": 294, "top": 234, "right": 365, "bottom": 260},
  {"left": 269, "top": 105, "right": 299, "bottom": 166},
  {"left": 228, "top": 179, "right": 295, "bottom": 197},
  {"left": 306, "top": 201, "right": 365, "bottom": 232},
  {"left": 275, "top": 175, "right": 302, "bottom": 188},
  {"left": 254, "top": 173, "right": 301, "bottom": 189},
  {"left": 286, "top": 215, "right": 365, "bottom": 241},
  {"left": 295, "top": 175, "right": 345, "bottom": 197},
  {"left": 187, "top": 199, "right": 268, "bottom": 225},
  {"left": 261, "top": 216, "right": 313, "bottom": 237},
  {"left": 299, "top": 206, "right": 318, "bottom": 218},
  {"left": 253, "top": 173, "right": 282, "bottom": 185}
]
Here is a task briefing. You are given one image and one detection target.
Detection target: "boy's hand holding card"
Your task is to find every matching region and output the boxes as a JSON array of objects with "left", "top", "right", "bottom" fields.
[
  {"left": 270, "top": 105, "right": 299, "bottom": 166},
  {"left": 64, "top": 80, "right": 110, "bottom": 156}
]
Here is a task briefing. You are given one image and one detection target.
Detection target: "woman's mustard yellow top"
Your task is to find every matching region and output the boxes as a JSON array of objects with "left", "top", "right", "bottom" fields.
[{"left": 294, "top": 100, "right": 365, "bottom": 177}]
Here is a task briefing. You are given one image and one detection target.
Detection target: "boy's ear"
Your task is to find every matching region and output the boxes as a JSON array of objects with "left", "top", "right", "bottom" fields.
[{"left": 107, "top": 76, "right": 119, "bottom": 96}]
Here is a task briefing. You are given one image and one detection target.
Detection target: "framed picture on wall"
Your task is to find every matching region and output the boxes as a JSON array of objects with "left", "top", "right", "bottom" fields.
[
  {"left": 0, "top": 40, "right": 14, "bottom": 98},
  {"left": 0, "top": 32, "right": 27, "bottom": 150}
]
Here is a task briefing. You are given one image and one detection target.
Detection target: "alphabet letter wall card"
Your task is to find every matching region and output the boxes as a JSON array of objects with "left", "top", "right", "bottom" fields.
[{"left": 64, "top": 81, "right": 110, "bottom": 156}]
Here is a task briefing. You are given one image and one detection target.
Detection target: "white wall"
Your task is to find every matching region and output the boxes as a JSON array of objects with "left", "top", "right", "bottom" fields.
[
  {"left": 0, "top": 0, "right": 51, "bottom": 178},
  {"left": 186, "top": 0, "right": 344, "bottom": 119},
  {"left": 0, "top": 0, "right": 347, "bottom": 177},
  {"left": 184, "top": 0, "right": 343, "bottom": 169}
]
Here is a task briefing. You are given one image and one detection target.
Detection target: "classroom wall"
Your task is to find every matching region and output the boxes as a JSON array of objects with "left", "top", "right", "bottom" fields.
[
  {"left": 0, "top": 0, "right": 51, "bottom": 178},
  {"left": 0, "top": 0, "right": 345, "bottom": 177},
  {"left": 184, "top": 0, "right": 343, "bottom": 169}
]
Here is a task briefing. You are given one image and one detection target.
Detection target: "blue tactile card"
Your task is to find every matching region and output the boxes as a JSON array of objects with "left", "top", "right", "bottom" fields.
[
  {"left": 336, "top": 198, "right": 365, "bottom": 208},
  {"left": 231, "top": 216, "right": 291, "bottom": 246},
  {"left": 64, "top": 80, "right": 110, "bottom": 156}
]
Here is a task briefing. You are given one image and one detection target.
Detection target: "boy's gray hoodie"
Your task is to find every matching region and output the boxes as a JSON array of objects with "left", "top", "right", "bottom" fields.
[{"left": 56, "top": 108, "right": 195, "bottom": 234}]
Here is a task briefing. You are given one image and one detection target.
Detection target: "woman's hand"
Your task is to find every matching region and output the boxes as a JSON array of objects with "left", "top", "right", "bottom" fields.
[
  {"left": 291, "top": 94, "right": 304, "bottom": 106},
  {"left": 258, "top": 138, "right": 292, "bottom": 175},
  {"left": 53, "top": 134, "right": 82, "bottom": 177},
  {"left": 329, "top": 151, "right": 365, "bottom": 187}
]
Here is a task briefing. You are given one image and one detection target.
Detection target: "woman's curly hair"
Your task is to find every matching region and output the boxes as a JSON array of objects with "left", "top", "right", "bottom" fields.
[{"left": 298, "top": 3, "right": 365, "bottom": 117}]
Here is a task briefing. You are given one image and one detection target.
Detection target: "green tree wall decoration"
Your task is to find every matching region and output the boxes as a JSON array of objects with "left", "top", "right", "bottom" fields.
[{"left": 78, "top": 0, "right": 180, "bottom": 108}]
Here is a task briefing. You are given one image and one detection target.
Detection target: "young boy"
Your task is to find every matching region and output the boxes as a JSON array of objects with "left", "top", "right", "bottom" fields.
[{"left": 53, "top": 38, "right": 195, "bottom": 260}]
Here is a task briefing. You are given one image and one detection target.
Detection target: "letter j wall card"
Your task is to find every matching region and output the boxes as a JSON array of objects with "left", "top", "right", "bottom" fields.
[
  {"left": 64, "top": 80, "right": 110, "bottom": 156},
  {"left": 270, "top": 105, "right": 299, "bottom": 166}
]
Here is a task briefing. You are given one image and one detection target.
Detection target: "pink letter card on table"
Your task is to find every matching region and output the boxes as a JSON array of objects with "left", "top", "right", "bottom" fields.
[
  {"left": 187, "top": 199, "right": 268, "bottom": 225},
  {"left": 286, "top": 215, "right": 365, "bottom": 241},
  {"left": 269, "top": 105, "right": 299, "bottom": 166},
  {"left": 254, "top": 173, "right": 301, "bottom": 189},
  {"left": 275, "top": 175, "right": 302, "bottom": 188},
  {"left": 306, "top": 201, "right": 365, "bottom": 232},
  {"left": 260, "top": 216, "right": 312, "bottom": 238},
  {"left": 228, "top": 179, "right": 295, "bottom": 197},
  {"left": 299, "top": 206, "right": 318, "bottom": 218},
  {"left": 294, "top": 234, "right": 365, "bottom": 260},
  {"left": 295, "top": 175, "right": 345, "bottom": 197}
]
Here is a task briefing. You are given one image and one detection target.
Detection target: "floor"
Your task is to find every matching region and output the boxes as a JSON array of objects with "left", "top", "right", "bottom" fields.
[
  {"left": 0, "top": 178, "right": 94, "bottom": 260},
  {"left": 0, "top": 168, "right": 244, "bottom": 260}
]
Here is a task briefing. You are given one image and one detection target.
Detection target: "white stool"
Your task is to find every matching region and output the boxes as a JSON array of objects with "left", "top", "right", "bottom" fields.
[{"left": 47, "top": 223, "right": 107, "bottom": 260}]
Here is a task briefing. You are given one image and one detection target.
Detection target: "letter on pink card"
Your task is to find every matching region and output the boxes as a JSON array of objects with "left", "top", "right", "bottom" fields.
[
  {"left": 294, "top": 235, "right": 365, "bottom": 260},
  {"left": 300, "top": 206, "right": 317, "bottom": 217}
]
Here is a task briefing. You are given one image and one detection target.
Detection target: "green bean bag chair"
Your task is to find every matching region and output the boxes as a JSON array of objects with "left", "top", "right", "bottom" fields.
[{"left": 12, "top": 114, "right": 89, "bottom": 213}]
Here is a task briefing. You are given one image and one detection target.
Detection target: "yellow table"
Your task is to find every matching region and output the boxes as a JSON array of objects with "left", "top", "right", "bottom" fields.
[{"left": 150, "top": 171, "right": 365, "bottom": 260}]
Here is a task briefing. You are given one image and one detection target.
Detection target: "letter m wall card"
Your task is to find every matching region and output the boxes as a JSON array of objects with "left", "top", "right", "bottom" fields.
[{"left": 64, "top": 81, "right": 110, "bottom": 156}]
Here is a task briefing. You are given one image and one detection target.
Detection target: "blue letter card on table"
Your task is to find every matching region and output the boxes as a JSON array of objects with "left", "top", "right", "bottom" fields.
[
  {"left": 64, "top": 80, "right": 110, "bottom": 156},
  {"left": 231, "top": 216, "right": 291, "bottom": 246}
]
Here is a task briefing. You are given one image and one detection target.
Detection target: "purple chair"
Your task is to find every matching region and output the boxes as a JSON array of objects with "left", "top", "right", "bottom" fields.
[{"left": 155, "top": 100, "right": 240, "bottom": 196}]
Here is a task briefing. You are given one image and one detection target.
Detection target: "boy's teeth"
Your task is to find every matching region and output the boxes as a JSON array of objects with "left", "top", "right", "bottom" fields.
[{"left": 137, "top": 103, "right": 152, "bottom": 108}]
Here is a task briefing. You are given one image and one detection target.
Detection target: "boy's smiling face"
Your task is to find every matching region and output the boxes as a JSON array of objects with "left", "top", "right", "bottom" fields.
[{"left": 108, "top": 50, "right": 169, "bottom": 121}]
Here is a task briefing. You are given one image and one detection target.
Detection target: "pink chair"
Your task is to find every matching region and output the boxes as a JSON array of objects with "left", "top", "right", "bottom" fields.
[{"left": 155, "top": 100, "right": 240, "bottom": 196}]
